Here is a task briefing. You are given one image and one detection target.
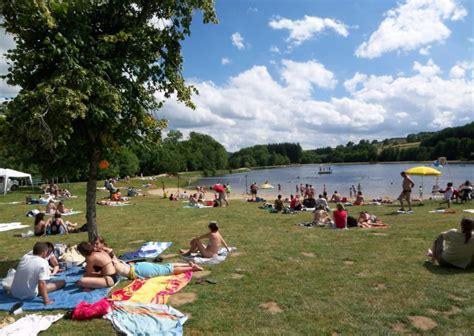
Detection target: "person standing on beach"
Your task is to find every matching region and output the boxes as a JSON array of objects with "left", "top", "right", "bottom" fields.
[
  {"left": 250, "top": 182, "right": 258, "bottom": 201},
  {"left": 398, "top": 172, "right": 415, "bottom": 213}
]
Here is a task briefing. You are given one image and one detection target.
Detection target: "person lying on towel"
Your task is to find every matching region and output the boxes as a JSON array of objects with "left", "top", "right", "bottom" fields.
[
  {"left": 11, "top": 242, "right": 65, "bottom": 305},
  {"left": 179, "top": 221, "right": 230, "bottom": 258},
  {"left": 92, "top": 237, "right": 203, "bottom": 280}
]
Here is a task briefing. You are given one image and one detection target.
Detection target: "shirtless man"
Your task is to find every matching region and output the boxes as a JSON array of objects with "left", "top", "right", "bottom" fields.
[
  {"left": 312, "top": 205, "right": 333, "bottom": 227},
  {"left": 179, "top": 221, "right": 229, "bottom": 258},
  {"left": 398, "top": 172, "right": 415, "bottom": 213}
]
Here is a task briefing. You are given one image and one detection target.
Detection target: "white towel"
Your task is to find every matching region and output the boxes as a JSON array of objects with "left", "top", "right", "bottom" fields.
[
  {"left": 463, "top": 209, "right": 474, "bottom": 214},
  {"left": 183, "top": 247, "right": 237, "bottom": 265},
  {"left": 0, "top": 314, "right": 63, "bottom": 336},
  {"left": 45, "top": 210, "right": 82, "bottom": 216},
  {"left": 0, "top": 223, "right": 28, "bottom": 232}
]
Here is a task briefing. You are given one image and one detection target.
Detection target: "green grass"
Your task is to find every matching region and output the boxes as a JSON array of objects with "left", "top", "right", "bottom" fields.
[{"left": 1, "top": 180, "right": 473, "bottom": 335}]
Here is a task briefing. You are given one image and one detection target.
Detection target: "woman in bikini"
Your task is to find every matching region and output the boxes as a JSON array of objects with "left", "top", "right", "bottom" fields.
[
  {"left": 76, "top": 241, "right": 120, "bottom": 289},
  {"left": 34, "top": 212, "right": 47, "bottom": 236},
  {"left": 90, "top": 237, "right": 203, "bottom": 279}
]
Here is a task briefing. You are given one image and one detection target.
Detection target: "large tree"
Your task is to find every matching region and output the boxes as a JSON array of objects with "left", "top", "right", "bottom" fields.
[{"left": 1, "top": 0, "right": 217, "bottom": 240}]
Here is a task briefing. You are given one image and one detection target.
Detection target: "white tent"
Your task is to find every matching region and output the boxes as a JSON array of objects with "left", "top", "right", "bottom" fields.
[{"left": 0, "top": 168, "right": 33, "bottom": 195}]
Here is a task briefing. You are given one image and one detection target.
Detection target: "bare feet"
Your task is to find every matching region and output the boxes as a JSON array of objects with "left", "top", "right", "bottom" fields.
[
  {"left": 179, "top": 249, "right": 189, "bottom": 255},
  {"left": 189, "top": 262, "right": 204, "bottom": 272}
]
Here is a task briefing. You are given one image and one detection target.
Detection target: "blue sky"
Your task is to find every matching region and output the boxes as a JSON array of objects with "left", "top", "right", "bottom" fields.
[{"left": 1, "top": 0, "right": 473, "bottom": 151}]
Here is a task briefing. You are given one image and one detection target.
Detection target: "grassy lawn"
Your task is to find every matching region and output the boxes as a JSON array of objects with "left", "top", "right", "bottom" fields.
[{"left": 0, "top": 179, "right": 473, "bottom": 335}]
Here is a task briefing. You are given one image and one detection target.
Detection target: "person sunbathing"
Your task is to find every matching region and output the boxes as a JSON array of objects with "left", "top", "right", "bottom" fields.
[
  {"left": 353, "top": 191, "right": 365, "bottom": 205},
  {"left": 179, "top": 221, "right": 229, "bottom": 258},
  {"left": 45, "top": 199, "right": 57, "bottom": 214},
  {"left": 312, "top": 205, "right": 333, "bottom": 227},
  {"left": 56, "top": 201, "right": 72, "bottom": 214},
  {"left": 34, "top": 212, "right": 47, "bottom": 236},
  {"left": 76, "top": 241, "right": 120, "bottom": 290},
  {"left": 427, "top": 217, "right": 474, "bottom": 269},
  {"left": 330, "top": 191, "right": 342, "bottom": 203},
  {"left": 90, "top": 237, "right": 203, "bottom": 279},
  {"left": 357, "top": 212, "right": 381, "bottom": 228},
  {"left": 44, "top": 212, "right": 77, "bottom": 235}
]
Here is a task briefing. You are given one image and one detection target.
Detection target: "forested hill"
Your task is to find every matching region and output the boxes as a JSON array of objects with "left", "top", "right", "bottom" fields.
[{"left": 228, "top": 122, "right": 474, "bottom": 168}]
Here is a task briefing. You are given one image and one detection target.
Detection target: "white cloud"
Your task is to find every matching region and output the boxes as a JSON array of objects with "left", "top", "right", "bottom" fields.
[
  {"left": 419, "top": 45, "right": 432, "bottom": 55},
  {"left": 449, "top": 61, "right": 474, "bottom": 78},
  {"left": 356, "top": 0, "right": 468, "bottom": 58},
  {"left": 231, "top": 32, "right": 245, "bottom": 50},
  {"left": 413, "top": 59, "right": 441, "bottom": 77},
  {"left": 149, "top": 17, "right": 172, "bottom": 30},
  {"left": 0, "top": 28, "right": 19, "bottom": 98},
  {"left": 221, "top": 57, "right": 230, "bottom": 65},
  {"left": 157, "top": 58, "right": 473, "bottom": 151},
  {"left": 269, "top": 46, "right": 280, "bottom": 54},
  {"left": 269, "top": 15, "right": 349, "bottom": 46}
]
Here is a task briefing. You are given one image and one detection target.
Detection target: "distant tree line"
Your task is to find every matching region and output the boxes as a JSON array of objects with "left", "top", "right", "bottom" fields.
[{"left": 228, "top": 143, "right": 303, "bottom": 168}]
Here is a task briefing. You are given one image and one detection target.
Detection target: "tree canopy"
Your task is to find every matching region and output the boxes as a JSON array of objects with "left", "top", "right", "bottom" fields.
[{"left": 1, "top": 0, "right": 217, "bottom": 240}]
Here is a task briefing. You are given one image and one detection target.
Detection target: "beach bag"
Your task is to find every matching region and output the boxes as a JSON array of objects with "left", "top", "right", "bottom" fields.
[{"left": 347, "top": 216, "right": 357, "bottom": 228}]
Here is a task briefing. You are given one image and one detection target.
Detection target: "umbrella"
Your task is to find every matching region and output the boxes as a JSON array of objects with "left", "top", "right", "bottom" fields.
[
  {"left": 404, "top": 166, "right": 442, "bottom": 201},
  {"left": 404, "top": 166, "right": 442, "bottom": 176},
  {"left": 259, "top": 183, "right": 274, "bottom": 189}
]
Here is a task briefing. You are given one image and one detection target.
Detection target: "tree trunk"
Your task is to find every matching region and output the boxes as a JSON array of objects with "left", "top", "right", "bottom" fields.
[{"left": 86, "top": 147, "right": 100, "bottom": 242}]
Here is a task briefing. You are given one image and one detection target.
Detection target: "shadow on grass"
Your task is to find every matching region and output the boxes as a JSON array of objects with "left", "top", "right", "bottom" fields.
[{"left": 422, "top": 260, "right": 474, "bottom": 275}]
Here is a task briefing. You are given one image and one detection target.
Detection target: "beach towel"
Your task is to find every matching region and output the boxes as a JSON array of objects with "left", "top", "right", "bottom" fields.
[
  {"left": 182, "top": 247, "right": 237, "bottom": 265},
  {"left": 0, "top": 201, "right": 21, "bottom": 205},
  {"left": 120, "top": 242, "right": 173, "bottom": 262},
  {"left": 0, "top": 223, "right": 28, "bottom": 232},
  {"left": 0, "top": 313, "right": 63, "bottom": 336},
  {"left": 463, "top": 209, "right": 474, "bottom": 214},
  {"left": 109, "top": 272, "right": 192, "bottom": 304},
  {"left": 428, "top": 209, "right": 456, "bottom": 214},
  {"left": 0, "top": 267, "right": 112, "bottom": 311},
  {"left": 183, "top": 204, "right": 213, "bottom": 209},
  {"left": 45, "top": 210, "right": 82, "bottom": 216},
  {"left": 105, "top": 302, "right": 187, "bottom": 336}
]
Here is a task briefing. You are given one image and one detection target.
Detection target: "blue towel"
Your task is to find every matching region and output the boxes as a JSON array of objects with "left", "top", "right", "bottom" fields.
[
  {"left": 105, "top": 302, "right": 187, "bottom": 336},
  {"left": 120, "top": 242, "right": 173, "bottom": 262},
  {"left": 0, "top": 267, "right": 111, "bottom": 311}
]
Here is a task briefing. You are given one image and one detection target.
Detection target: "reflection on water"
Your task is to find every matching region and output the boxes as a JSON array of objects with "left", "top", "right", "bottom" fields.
[{"left": 194, "top": 163, "right": 474, "bottom": 198}]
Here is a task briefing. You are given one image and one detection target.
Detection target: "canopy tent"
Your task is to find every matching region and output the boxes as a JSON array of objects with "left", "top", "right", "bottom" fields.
[{"left": 0, "top": 168, "right": 33, "bottom": 195}]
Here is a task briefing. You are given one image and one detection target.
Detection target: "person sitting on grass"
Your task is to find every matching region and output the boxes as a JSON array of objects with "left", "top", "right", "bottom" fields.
[
  {"left": 314, "top": 194, "right": 328, "bottom": 210},
  {"left": 357, "top": 212, "right": 381, "bottom": 228},
  {"left": 333, "top": 203, "right": 348, "bottom": 229},
  {"left": 45, "top": 199, "right": 56, "bottom": 214},
  {"left": 34, "top": 212, "right": 47, "bottom": 236},
  {"left": 330, "top": 191, "right": 342, "bottom": 203},
  {"left": 89, "top": 237, "right": 203, "bottom": 280},
  {"left": 353, "top": 191, "right": 365, "bottom": 206},
  {"left": 426, "top": 217, "right": 474, "bottom": 269},
  {"left": 56, "top": 201, "right": 72, "bottom": 214},
  {"left": 439, "top": 182, "right": 454, "bottom": 208},
  {"left": 290, "top": 195, "right": 302, "bottom": 211},
  {"left": 313, "top": 204, "right": 333, "bottom": 227},
  {"left": 44, "top": 212, "right": 77, "bottom": 235},
  {"left": 273, "top": 194, "right": 284, "bottom": 212},
  {"left": 11, "top": 242, "right": 65, "bottom": 305},
  {"left": 179, "top": 221, "right": 230, "bottom": 258}
]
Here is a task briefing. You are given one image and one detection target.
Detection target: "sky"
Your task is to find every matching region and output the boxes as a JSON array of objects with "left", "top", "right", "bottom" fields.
[{"left": 1, "top": 0, "right": 473, "bottom": 152}]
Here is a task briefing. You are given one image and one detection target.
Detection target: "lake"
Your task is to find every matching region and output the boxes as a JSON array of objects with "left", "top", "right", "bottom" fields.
[{"left": 192, "top": 163, "right": 474, "bottom": 199}]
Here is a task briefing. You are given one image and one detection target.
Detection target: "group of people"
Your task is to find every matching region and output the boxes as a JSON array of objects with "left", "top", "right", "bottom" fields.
[
  {"left": 33, "top": 212, "right": 78, "bottom": 236},
  {"left": 10, "top": 221, "right": 229, "bottom": 304}
]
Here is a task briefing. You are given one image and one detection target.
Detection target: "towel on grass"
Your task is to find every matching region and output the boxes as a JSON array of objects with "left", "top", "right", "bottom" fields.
[
  {"left": 0, "top": 201, "right": 22, "bottom": 205},
  {"left": 0, "top": 223, "right": 28, "bottom": 232},
  {"left": 182, "top": 247, "right": 237, "bottom": 265},
  {"left": 45, "top": 210, "right": 82, "bottom": 216},
  {"left": 0, "top": 313, "right": 63, "bottom": 336},
  {"left": 183, "top": 204, "right": 213, "bottom": 209},
  {"left": 120, "top": 242, "right": 173, "bottom": 262},
  {"left": 105, "top": 302, "right": 187, "bottom": 336},
  {"left": 463, "top": 209, "right": 474, "bottom": 214},
  {"left": 109, "top": 272, "right": 192, "bottom": 304},
  {"left": 429, "top": 209, "right": 456, "bottom": 214},
  {"left": 0, "top": 267, "right": 111, "bottom": 311}
]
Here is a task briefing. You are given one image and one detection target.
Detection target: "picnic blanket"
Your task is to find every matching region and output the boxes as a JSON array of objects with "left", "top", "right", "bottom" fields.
[
  {"left": 0, "top": 313, "right": 63, "bottom": 336},
  {"left": 0, "top": 223, "right": 28, "bottom": 232},
  {"left": 45, "top": 210, "right": 82, "bottom": 216},
  {"left": 120, "top": 242, "right": 173, "bottom": 262},
  {"left": 105, "top": 302, "right": 187, "bottom": 336},
  {"left": 0, "top": 267, "right": 112, "bottom": 311},
  {"left": 182, "top": 247, "right": 237, "bottom": 265},
  {"left": 109, "top": 272, "right": 192, "bottom": 304}
]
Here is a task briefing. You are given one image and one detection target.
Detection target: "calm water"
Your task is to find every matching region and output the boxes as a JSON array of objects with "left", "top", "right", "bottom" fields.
[{"left": 192, "top": 163, "right": 474, "bottom": 198}]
